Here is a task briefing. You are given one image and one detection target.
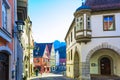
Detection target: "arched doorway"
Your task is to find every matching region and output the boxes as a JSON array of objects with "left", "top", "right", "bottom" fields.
[
  {"left": 74, "top": 52, "right": 79, "bottom": 78},
  {"left": 86, "top": 44, "right": 120, "bottom": 76},
  {"left": 100, "top": 57, "right": 111, "bottom": 75},
  {"left": 0, "top": 52, "right": 9, "bottom": 80}
]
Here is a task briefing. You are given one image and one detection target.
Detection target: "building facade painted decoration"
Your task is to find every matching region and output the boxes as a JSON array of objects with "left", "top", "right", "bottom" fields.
[
  {"left": 33, "top": 43, "right": 53, "bottom": 74},
  {"left": 65, "top": 0, "right": 120, "bottom": 80},
  {"left": 33, "top": 42, "right": 67, "bottom": 74}
]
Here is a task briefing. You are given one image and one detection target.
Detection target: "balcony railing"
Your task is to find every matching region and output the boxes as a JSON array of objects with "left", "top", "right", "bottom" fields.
[{"left": 75, "top": 29, "right": 91, "bottom": 43}]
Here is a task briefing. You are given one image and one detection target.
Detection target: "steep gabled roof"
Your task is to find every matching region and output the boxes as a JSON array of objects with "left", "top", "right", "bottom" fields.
[
  {"left": 86, "top": 0, "right": 120, "bottom": 11},
  {"left": 47, "top": 43, "right": 53, "bottom": 54},
  {"left": 33, "top": 43, "right": 53, "bottom": 58},
  {"left": 33, "top": 43, "right": 46, "bottom": 57}
]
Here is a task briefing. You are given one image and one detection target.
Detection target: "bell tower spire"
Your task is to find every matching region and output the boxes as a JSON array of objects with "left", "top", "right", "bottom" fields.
[
  {"left": 81, "top": 0, "right": 87, "bottom": 5},
  {"left": 82, "top": 0, "right": 84, "bottom": 5}
]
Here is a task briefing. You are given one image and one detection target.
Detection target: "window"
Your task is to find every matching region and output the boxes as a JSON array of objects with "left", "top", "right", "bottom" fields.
[
  {"left": 71, "top": 32, "right": 72, "bottom": 42},
  {"left": 68, "top": 37, "right": 70, "bottom": 45},
  {"left": 67, "top": 53, "right": 68, "bottom": 60},
  {"left": 43, "top": 58, "right": 45, "bottom": 62},
  {"left": 79, "top": 17, "right": 83, "bottom": 30},
  {"left": 69, "top": 66, "right": 70, "bottom": 72},
  {"left": 74, "top": 27, "right": 76, "bottom": 39},
  {"left": 76, "top": 18, "right": 79, "bottom": 22},
  {"left": 87, "top": 16, "right": 91, "bottom": 29},
  {"left": 2, "top": 2, "right": 7, "bottom": 29},
  {"left": 71, "top": 49, "right": 72, "bottom": 60},
  {"left": 76, "top": 16, "right": 83, "bottom": 31},
  {"left": 103, "top": 15, "right": 115, "bottom": 31},
  {"left": 36, "top": 58, "right": 39, "bottom": 63},
  {"left": 69, "top": 52, "right": 70, "bottom": 61},
  {"left": 35, "top": 52, "right": 38, "bottom": 55},
  {"left": 76, "top": 23, "right": 79, "bottom": 31}
]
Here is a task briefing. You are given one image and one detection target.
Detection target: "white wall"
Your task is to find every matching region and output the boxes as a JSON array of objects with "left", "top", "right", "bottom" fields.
[
  {"left": 55, "top": 51, "right": 59, "bottom": 66},
  {"left": 91, "top": 13, "right": 120, "bottom": 37},
  {"left": 65, "top": 11, "right": 120, "bottom": 77},
  {"left": 80, "top": 38, "right": 120, "bottom": 62}
]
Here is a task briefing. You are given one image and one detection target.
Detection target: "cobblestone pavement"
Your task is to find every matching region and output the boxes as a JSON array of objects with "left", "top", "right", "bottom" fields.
[
  {"left": 30, "top": 73, "right": 76, "bottom": 80},
  {"left": 30, "top": 73, "right": 120, "bottom": 80}
]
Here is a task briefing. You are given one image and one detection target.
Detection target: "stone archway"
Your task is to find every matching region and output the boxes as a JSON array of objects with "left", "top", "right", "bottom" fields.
[
  {"left": 86, "top": 43, "right": 120, "bottom": 62},
  {"left": 74, "top": 51, "right": 79, "bottom": 78},
  {"left": 86, "top": 43, "right": 120, "bottom": 76}
]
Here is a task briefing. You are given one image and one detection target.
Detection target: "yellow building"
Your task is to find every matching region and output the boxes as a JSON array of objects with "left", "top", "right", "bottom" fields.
[
  {"left": 65, "top": 0, "right": 120, "bottom": 80},
  {"left": 16, "top": 0, "right": 34, "bottom": 79},
  {"left": 16, "top": 0, "right": 29, "bottom": 80},
  {"left": 28, "top": 18, "right": 34, "bottom": 77},
  {"left": 21, "top": 17, "right": 34, "bottom": 79}
]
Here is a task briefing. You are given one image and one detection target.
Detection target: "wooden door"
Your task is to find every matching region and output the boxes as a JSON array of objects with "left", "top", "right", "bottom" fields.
[
  {"left": 100, "top": 57, "right": 111, "bottom": 75},
  {"left": 0, "top": 53, "right": 9, "bottom": 80}
]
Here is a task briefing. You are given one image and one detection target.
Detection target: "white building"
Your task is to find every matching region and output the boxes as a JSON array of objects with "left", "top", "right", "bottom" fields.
[
  {"left": 50, "top": 43, "right": 56, "bottom": 72},
  {"left": 65, "top": 0, "right": 120, "bottom": 80},
  {"left": 55, "top": 51, "right": 60, "bottom": 66}
]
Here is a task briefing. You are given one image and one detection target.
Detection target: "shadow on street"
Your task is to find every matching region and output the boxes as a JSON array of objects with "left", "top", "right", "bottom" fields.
[{"left": 31, "top": 75, "right": 76, "bottom": 80}]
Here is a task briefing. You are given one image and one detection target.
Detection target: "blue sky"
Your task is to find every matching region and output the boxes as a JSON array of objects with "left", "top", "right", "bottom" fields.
[{"left": 28, "top": 0, "right": 82, "bottom": 43}]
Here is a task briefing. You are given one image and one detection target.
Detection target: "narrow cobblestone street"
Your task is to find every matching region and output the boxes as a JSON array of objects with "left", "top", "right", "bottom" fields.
[{"left": 30, "top": 73, "right": 76, "bottom": 80}]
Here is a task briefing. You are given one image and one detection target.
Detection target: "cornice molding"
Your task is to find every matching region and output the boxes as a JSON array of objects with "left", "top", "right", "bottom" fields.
[
  {"left": 0, "top": 28, "right": 12, "bottom": 42},
  {"left": 0, "top": 46, "right": 12, "bottom": 55}
]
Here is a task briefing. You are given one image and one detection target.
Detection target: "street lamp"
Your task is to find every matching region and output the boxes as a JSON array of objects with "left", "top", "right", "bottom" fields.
[
  {"left": 15, "top": 20, "right": 25, "bottom": 32},
  {"left": 12, "top": 20, "right": 25, "bottom": 37}
]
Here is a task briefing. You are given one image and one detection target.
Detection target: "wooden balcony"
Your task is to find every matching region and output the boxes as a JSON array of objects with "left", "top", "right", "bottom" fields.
[{"left": 75, "top": 29, "right": 92, "bottom": 43}]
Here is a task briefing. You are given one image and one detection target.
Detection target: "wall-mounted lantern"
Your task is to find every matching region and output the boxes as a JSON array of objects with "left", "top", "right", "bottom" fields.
[
  {"left": 12, "top": 20, "right": 25, "bottom": 37},
  {"left": 15, "top": 20, "right": 25, "bottom": 32}
]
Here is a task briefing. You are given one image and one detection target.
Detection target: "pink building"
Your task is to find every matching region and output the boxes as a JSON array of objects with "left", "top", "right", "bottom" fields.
[
  {"left": 0, "top": 0, "right": 15, "bottom": 80},
  {"left": 33, "top": 43, "right": 53, "bottom": 74}
]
